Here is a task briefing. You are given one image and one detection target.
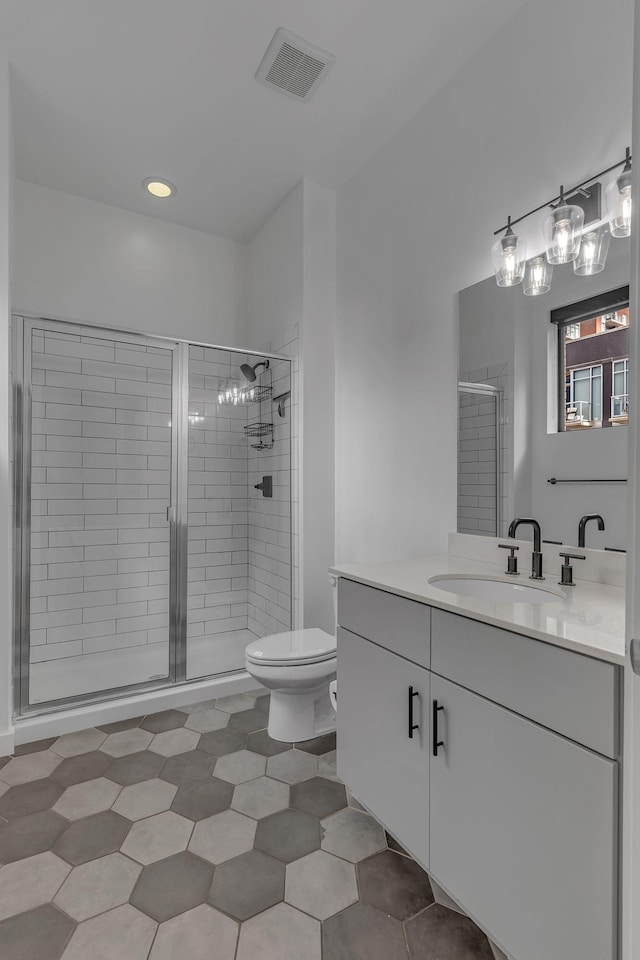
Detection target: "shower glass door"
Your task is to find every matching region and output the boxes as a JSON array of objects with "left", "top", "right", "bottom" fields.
[
  {"left": 19, "top": 319, "right": 178, "bottom": 707},
  {"left": 15, "top": 316, "right": 294, "bottom": 715}
]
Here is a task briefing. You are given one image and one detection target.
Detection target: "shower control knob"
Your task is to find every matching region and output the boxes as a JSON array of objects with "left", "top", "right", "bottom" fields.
[{"left": 254, "top": 476, "right": 273, "bottom": 498}]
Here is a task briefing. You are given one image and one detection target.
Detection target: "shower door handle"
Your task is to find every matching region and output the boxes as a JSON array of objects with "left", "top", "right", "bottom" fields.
[{"left": 166, "top": 506, "right": 176, "bottom": 523}]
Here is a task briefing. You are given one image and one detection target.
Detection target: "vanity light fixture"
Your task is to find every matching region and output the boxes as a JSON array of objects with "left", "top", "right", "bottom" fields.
[
  {"left": 492, "top": 148, "right": 631, "bottom": 296},
  {"left": 523, "top": 256, "right": 553, "bottom": 296},
  {"left": 542, "top": 186, "right": 584, "bottom": 264},
  {"left": 142, "top": 177, "right": 177, "bottom": 198},
  {"left": 573, "top": 225, "right": 611, "bottom": 276},
  {"left": 491, "top": 217, "right": 527, "bottom": 287},
  {"left": 606, "top": 147, "right": 632, "bottom": 237}
]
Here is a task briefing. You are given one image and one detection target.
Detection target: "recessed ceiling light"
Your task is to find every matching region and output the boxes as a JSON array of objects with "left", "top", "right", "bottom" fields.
[{"left": 142, "top": 177, "right": 176, "bottom": 198}]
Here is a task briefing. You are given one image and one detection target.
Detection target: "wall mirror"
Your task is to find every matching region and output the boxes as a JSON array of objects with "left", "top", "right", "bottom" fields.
[{"left": 457, "top": 226, "right": 630, "bottom": 551}]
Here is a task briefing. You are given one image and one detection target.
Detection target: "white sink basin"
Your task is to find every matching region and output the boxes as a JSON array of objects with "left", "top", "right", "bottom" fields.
[{"left": 429, "top": 575, "right": 563, "bottom": 604}]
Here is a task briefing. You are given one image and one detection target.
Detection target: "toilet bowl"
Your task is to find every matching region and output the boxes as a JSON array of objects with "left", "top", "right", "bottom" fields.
[{"left": 244, "top": 578, "right": 337, "bottom": 742}]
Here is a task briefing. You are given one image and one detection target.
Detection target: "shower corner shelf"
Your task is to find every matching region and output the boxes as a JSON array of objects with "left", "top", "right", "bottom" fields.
[
  {"left": 245, "top": 384, "right": 272, "bottom": 403},
  {"left": 244, "top": 421, "right": 273, "bottom": 438}
]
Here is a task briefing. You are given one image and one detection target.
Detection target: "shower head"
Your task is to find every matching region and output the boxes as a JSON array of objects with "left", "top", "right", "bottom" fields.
[{"left": 240, "top": 359, "right": 269, "bottom": 382}]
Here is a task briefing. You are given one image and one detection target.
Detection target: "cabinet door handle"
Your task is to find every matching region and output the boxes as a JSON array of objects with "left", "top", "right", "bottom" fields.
[
  {"left": 408, "top": 686, "right": 420, "bottom": 739},
  {"left": 432, "top": 699, "right": 444, "bottom": 756}
]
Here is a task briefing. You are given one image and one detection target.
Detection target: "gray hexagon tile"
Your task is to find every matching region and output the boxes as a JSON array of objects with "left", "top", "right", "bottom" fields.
[
  {"left": 198, "top": 728, "right": 247, "bottom": 757},
  {"left": 0, "top": 750, "right": 61, "bottom": 785},
  {"left": 53, "top": 811, "right": 131, "bottom": 865},
  {"left": 106, "top": 750, "right": 164, "bottom": 786},
  {"left": 130, "top": 851, "right": 214, "bottom": 922},
  {"left": 290, "top": 776, "right": 347, "bottom": 819},
  {"left": 171, "top": 778, "right": 233, "bottom": 820},
  {"left": 322, "top": 901, "right": 408, "bottom": 960},
  {"left": 100, "top": 728, "right": 154, "bottom": 758},
  {"left": 121, "top": 811, "right": 194, "bottom": 864},
  {"left": 139, "top": 710, "right": 187, "bottom": 734},
  {"left": 209, "top": 849, "right": 285, "bottom": 921},
  {"left": 266, "top": 749, "right": 319, "bottom": 784},
  {"left": 0, "top": 903, "right": 75, "bottom": 960},
  {"left": 189, "top": 809, "right": 256, "bottom": 864},
  {"left": 149, "top": 904, "right": 238, "bottom": 960},
  {"left": 358, "top": 849, "right": 434, "bottom": 920},
  {"left": 52, "top": 727, "right": 107, "bottom": 758},
  {"left": 0, "top": 810, "right": 67, "bottom": 864},
  {"left": 246, "top": 729, "right": 292, "bottom": 757},
  {"left": 53, "top": 777, "right": 121, "bottom": 820},
  {"left": 159, "top": 750, "right": 215, "bottom": 786},
  {"left": 0, "top": 852, "right": 71, "bottom": 920},
  {"left": 60, "top": 903, "right": 157, "bottom": 960},
  {"left": 231, "top": 776, "right": 289, "bottom": 819},
  {"left": 0, "top": 779, "right": 64, "bottom": 820},
  {"left": 149, "top": 728, "right": 200, "bottom": 757},
  {"left": 184, "top": 708, "right": 229, "bottom": 733},
  {"left": 404, "top": 903, "right": 494, "bottom": 960},
  {"left": 51, "top": 750, "right": 112, "bottom": 787},
  {"left": 54, "top": 852, "right": 141, "bottom": 921},
  {"left": 215, "top": 693, "right": 257, "bottom": 714},
  {"left": 111, "top": 778, "right": 177, "bottom": 821},
  {"left": 321, "top": 807, "right": 386, "bottom": 863},
  {"left": 286, "top": 850, "right": 358, "bottom": 920},
  {"left": 228, "top": 708, "right": 268, "bottom": 733},
  {"left": 214, "top": 750, "right": 266, "bottom": 785},
  {"left": 255, "top": 809, "right": 321, "bottom": 864},
  {"left": 236, "top": 902, "right": 321, "bottom": 960}
]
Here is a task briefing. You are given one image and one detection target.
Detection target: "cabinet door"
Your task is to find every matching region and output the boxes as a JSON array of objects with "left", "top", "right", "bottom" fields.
[
  {"left": 337, "top": 627, "right": 430, "bottom": 868},
  {"left": 430, "top": 675, "right": 617, "bottom": 960}
]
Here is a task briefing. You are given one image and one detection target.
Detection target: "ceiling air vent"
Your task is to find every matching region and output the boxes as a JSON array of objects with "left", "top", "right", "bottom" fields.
[{"left": 256, "top": 28, "right": 336, "bottom": 102}]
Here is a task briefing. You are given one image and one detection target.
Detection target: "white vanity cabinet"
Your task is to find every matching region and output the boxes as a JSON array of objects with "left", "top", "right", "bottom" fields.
[
  {"left": 337, "top": 627, "right": 430, "bottom": 867},
  {"left": 335, "top": 576, "right": 620, "bottom": 960},
  {"left": 430, "top": 673, "right": 617, "bottom": 960},
  {"left": 336, "top": 578, "right": 432, "bottom": 867}
]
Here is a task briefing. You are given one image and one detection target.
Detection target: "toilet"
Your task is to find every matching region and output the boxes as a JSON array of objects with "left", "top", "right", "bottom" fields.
[{"left": 244, "top": 577, "right": 337, "bottom": 742}]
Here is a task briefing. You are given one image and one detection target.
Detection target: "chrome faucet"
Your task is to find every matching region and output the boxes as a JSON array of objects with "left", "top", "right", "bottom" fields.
[
  {"left": 578, "top": 514, "right": 605, "bottom": 548},
  {"left": 508, "top": 518, "right": 544, "bottom": 580}
]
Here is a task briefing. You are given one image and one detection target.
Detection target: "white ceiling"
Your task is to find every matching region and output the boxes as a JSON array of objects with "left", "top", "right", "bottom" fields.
[{"left": 1, "top": 0, "right": 525, "bottom": 242}]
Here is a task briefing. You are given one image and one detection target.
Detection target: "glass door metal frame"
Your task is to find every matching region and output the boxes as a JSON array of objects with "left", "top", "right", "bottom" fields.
[
  {"left": 14, "top": 316, "right": 185, "bottom": 717},
  {"left": 13, "top": 314, "right": 295, "bottom": 719}
]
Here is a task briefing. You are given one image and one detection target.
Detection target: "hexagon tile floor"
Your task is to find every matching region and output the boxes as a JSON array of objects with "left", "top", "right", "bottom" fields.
[{"left": 0, "top": 690, "right": 494, "bottom": 960}]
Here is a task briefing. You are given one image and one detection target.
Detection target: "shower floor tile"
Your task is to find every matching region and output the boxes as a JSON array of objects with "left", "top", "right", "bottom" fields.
[{"left": 0, "top": 692, "right": 493, "bottom": 960}]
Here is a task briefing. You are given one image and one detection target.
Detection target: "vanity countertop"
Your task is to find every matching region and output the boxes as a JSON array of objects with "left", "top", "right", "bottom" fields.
[{"left": 330, "top": 554, "right": 626, "bottom": 665}]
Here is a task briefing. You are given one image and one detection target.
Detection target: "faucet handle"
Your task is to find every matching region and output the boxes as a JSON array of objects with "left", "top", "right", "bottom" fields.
[
  {"left": 558, "top": 552, "right": 585, "bottom": 587},
  {"left": 498, "top": 543, "right": 519, "bottom": 576}
]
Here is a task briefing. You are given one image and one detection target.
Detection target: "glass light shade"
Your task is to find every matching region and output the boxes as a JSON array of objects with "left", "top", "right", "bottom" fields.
[
  {"left": 574, "top": 225, "right": 611, "bottom": 276},
  {"left": 491, "top": 229, "right": 527, "bottom": 287},
  {"left": 606, "top": 168, "right": 632, "bottom": 238},
  {"left": 542, "top": 202, "right": 584, "bottom": 264},
  {"left": 523, "top": 256, "right": 552, "bottom": 296}
]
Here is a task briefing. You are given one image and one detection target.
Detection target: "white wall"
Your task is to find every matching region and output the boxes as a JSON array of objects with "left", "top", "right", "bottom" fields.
[
  {"left": 246, "top": 181, "right": 336, "bottom": 634},
  {"left": 335, "top": 0, "right": 633, "bottom": 564},
  {"left": 13, "top": 180, "right": 246, "bottom": 346},
  {"left": 0, "top": 61, "right": 13, "bottom": 751}
]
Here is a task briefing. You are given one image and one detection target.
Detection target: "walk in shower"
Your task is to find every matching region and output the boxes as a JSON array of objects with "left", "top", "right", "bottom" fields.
[{"left": 14, "top": 317, "right": 293, "bottom": 715}]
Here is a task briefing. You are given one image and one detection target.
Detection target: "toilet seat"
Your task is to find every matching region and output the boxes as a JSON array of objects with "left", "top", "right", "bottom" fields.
[{"left": 246, "top": 628, "right": 336, "bottom": 667}]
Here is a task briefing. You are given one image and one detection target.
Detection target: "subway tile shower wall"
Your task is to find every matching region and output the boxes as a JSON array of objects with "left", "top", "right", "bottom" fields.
[
  {"left": 29, "top": 330, "right": 174, "bottom": 704},
  {"left": 248, "top": 325, "right": 298, "bottom": 637},
  {"left": 457, "top": 365, "right": 509, "bottom": 539},
  {"left": 186, "top": 346, "right": 252, "bottom": 679}
]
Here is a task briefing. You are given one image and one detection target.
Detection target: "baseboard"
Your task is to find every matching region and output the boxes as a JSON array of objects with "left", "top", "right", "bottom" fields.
[
  {"left": 0, "top": 728, "right": 16, "bottom": 757},
  {"left": 13, "top": 672, "right": 259, "bottom": 745}
]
